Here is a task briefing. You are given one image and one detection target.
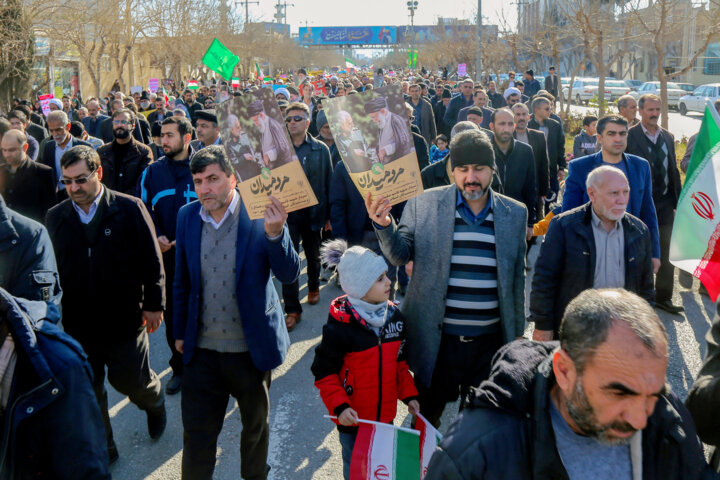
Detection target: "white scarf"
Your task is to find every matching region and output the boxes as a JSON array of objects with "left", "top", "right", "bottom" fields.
[{"left": 347, "top": 296, "right": 388, "bottom": 334}]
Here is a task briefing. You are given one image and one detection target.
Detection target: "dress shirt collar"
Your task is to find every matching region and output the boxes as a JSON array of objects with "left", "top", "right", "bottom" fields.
[
  {"left": 641, "top": 123, "right": 661, "bottom": 144},
  {"left": 73, "top": 186, "right": 104, "bottom": 224},
  {"left": 591, "top": 206, "right": 621, "bottom": 232}
]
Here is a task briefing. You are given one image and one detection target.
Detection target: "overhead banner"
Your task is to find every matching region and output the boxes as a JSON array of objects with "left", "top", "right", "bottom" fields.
[
  {"left": 298, "top": 26, "right": 396, "bottom": 46},
  {"left": 324, "top": 84, "right": 423, "bottom": 206},
  {"left": 216, "top": 87, "right": 318, "bottom": 219}
]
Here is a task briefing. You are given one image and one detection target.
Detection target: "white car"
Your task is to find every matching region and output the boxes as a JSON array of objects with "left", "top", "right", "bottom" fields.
[
  {"left": 630, "top": 82, "right": 686, "bottom": 110},
  {"left": 678, "top": 84, "right": 720, "bottom": 115},
  {"left": 562, "top": 78, "right": 611, "bottom": 105}
]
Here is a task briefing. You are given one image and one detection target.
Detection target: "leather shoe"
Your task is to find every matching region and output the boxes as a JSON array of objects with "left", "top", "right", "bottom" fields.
[
  {"left": 147, "top": 405, "right": 167, "bottom": 440},
  {"left": 308, "top": 289, "right": 320, "bottom": 305},
  {"left": 166, "top": 374, "right": 182, "bottom": 395},
  {"left": 285, "top": 312, "right": 301, "bottom": 332},
  {"left": 108, "top": 441, "right": 119, "bottom": 465},
  {"left": 656, "top": 299, "right": 684, "bottom": 315}
]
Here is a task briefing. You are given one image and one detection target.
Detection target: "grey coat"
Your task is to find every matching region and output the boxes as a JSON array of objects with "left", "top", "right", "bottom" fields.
[{"left": 375, "top": 185, "right": 528, "bottom": 387}]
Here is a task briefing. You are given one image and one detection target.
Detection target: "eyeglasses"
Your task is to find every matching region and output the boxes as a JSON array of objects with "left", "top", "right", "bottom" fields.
[
  {"left": 285, "top": 115, "right": 307, "bottom": 123},
  {"left": 112, "top": 120, "right": 132, "bottom": 126},
  {"left": 59, "top": 169, "right": 98, "bottom": 186}
]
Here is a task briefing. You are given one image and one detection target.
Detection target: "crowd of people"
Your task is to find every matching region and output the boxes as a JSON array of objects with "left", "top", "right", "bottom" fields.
[{"left": 1, "top": 64, "right": 720, "bottom": 480}]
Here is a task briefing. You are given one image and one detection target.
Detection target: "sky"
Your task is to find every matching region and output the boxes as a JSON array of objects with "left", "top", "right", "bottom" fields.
[{"left": 236, "top": 0, "right": 518, "bottom": 34}]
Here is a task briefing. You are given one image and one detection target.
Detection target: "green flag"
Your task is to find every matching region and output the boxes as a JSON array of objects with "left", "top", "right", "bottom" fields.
[{"left": 202, "top": 38, "right": 239, "bottom": 81}]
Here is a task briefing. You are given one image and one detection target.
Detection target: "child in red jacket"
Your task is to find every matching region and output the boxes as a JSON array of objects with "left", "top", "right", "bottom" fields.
[{"left": 311, "top": 240, "right": 419, "bottom": 480}]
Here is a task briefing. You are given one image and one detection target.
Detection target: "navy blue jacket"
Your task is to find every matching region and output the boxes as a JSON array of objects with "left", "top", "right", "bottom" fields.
[
  {"left": 138, "top": 155, "right": 197, "bottom": 240},
  {"left": 530, "top": 203, "right": 654, "bottom": 334},
  {"left": 443, "top": 94, "right": 474, "bottom": 129},
  {"left": 82, "top": 114, "right": 109, "bottom": 138},
  {"left": 0, "top": 196, "right": 61, "bottom": 310},
  {"left": 173, "top": 196, "right": 301, "bottom": 371},
  {"left": 0, "top": 289, "right": 109, "bottom": 479},
  {"left": 562, "top": 151, "right": 661, "bottom": 258}
]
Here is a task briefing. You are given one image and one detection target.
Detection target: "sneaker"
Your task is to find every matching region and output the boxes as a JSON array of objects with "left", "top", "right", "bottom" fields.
[
  {"left": 166, "top": 374, "right": 182, "bottom": 395},
  {"left": 147, "top": 405, "right": 167, "bottom": 440}
]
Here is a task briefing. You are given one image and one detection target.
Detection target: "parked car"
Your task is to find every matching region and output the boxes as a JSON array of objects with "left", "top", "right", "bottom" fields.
[
  {"left": 676, "top": 83, "right": 697, "bottom": 94},
  {"left": 625, "top": 79, "right": 643, "bottom": 90},
  {"left": 562, "top": 78, "right": 612, "bottom": 105},
  {"left": 678, "top": 83, "right": 720, "bottom": 115},
  {"left": 629, "top": 81, "right": 686, "bottom": 110},
  {"left": 604, "top": 80, "right": 633, "bottom": 101}
]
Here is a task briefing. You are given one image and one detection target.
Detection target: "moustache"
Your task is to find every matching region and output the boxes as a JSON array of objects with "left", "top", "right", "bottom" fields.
[{"left": 464, "top": 182, "right": 483, "bottom": 188}]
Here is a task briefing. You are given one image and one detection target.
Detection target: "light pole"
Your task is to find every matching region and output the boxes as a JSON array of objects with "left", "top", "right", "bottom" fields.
[
  {"left": 476, "top": 0, "right": 482, "bottom": 80},
  {"left": 407, "top": 0, "right": 418, "bottom": 70}
]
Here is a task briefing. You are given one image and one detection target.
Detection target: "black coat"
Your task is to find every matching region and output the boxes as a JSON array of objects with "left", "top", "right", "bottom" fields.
[
  {"left": 25, "top": 122, "right": 48, "bottom": 145},
  {"left": 421, "top": 157, "right": 451, "bottom": 190},
  {"left": 426, "top": 340, "right": 717, "bottom": 480},
  {"left": 492, "top": 139, "right": 537, "bottom": 224},
  {"left": 294, "top": 134, "right": 333, "bottom": 231},
  {"left": 0, "top": 159, "right": 56, "bottom": 224},
  {"left": 529, "top": 203, "right": 654, "bottom": 334},
  {"left": 46, "top": 188, "right": 165, "bottom": 345},
  {"left": 99, "top": 117, "right": 146, "bottom": 144},
  {"left": 39, "top": 137, "right": 92, "bottom": 202},
  {"left": 433, "top": 101, "right": 451, "bottom": 138},
  {"left": 411, "top": 126, "right": 430, "bottom": 171},
  {"left": 514, "top": 128, "right": 550, "bottom": 197},
  {"left": 98, "top": 138, "right": 153, "bottom": 196},
  {"left": 528, "top": 116, "right": 565, "bottom": 178},
  {"left": 626, "top": 123, "right": 681, "bottom": 212}
]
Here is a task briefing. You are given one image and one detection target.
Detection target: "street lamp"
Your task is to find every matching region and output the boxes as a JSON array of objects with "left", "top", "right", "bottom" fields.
[{"left": 407, "top": 0, "right": 418, "bottom": 70}]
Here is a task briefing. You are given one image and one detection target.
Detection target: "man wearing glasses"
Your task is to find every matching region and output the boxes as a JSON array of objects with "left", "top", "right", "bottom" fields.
[
  {"left": 46, "top": 145, "right": 166, "bottom": 465},
  {"left": 39, "top": 110, "right": 91, "bottom": 202},
  {"left": 97, "top": 108, "right": 153, "bottom": 196},
  {"left": 281, "top": 102, "right": 333, "bottom": 331}
]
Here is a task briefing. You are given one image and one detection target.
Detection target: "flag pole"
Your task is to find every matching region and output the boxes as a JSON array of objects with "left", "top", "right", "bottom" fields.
[{"left": 323, "top": 415, "right": 421, "bottom": 436}]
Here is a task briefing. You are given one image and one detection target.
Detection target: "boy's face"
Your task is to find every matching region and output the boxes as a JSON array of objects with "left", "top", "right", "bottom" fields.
[
  {"left": 586, "top": 121, "right": 598, "bottom": 136},
  {"left": 361, "top": 273, "right": 392, "bottom": 304}
]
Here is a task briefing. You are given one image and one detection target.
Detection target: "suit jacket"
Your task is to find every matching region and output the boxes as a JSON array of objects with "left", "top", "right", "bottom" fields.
[
  {"left": 375, "top": 186, "right": 528, "bottom": 387},
  {"left": 562, "top": 151, "right": 661, "bottom": 258},
  {"left": 410, "top": 98, "right": 437, "bottom": 145},
  {"left": 39, "top": 137, "right": 92, "bottom": 200},
  {"left": 626, "top": 123, "right": 682, "bottom": 213},
  {"left": 0, "top": 159, "right": 56, "bottom": 223},
  {"left": 146, "top": 110, "right": 167, "bottom": 126},
  {"left": 173, "top": 195, "right": 301, "bottom": 370},
  {"left": 81, "top": 114, "right": 109, "bottom": 138},
  {"left": 25, "top": 123, "right": 47, "bottom": 145},
  {"left": 544, "top": 74, "right": 559, "bottom": 97},
  {"left": 98, "top": 138, "right": 153, "bottom": 196},
  {"left": 514, "top": 129, "right": 550, "bottom": 197},
  {"left": 527, "top": 117, "right": 565, "bottom": 177}
]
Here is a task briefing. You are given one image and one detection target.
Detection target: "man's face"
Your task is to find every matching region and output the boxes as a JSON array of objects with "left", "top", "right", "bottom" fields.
[
  {"left": 549, "top": 68, "right": 555, "bottom": 76},
  {"left": 110, "top": 102, "right": 122, "bottom": 114},
  {"left": 461, "top": 82, "right": 474, "bottom": 96},
  {"left": 331, "top": 78, "right": 338, "bottom": 87},
  {"left": 47, "top": 119, "right": 70, "bottom": 144},
  {"left": 196, "top": 119, "right": 219, "bottom": 145},
  {"left": 491, "top": 111, "right": 515, "bottom": 144},
  {"left": 302, "top": 84, "right": 313, "bottom": 98},
  {"left": 534, "top": 102, "right": 551, "bottom": 121},
  {"left": 467, "top": 113, "right": 483, "bottom": 126},
  {"left": 517, "top": 84, "right": 525, "bottom": 94},
  {"left": 409, "top": 86, "right": 421, "bottom": 101},
  {"left": 88, "top": 102, "right": 99, "bottom": 117},
  {"left": 586, "top": 121, "right": 598, "bottom": 136},
  {"left": 597, "top": 122, "right": 628, "bottom": 156},
  {"left": 49, "top": 102, "right": 61, "bottom": 111},
  {"left": 62, "top": 161, "right": 102, "bottom": 207},
  {"left": 488, "top": 81, "right": 497, "bottom": 92},
  {"left": 474, "top": 91, "right": 488, "bottom": 108},
  {"left": 77, "top": 108, "right": 88, "bottom": 120},
  {"left": 319, "top": 124, "right": 333, "bottom": 141},
  {"left": 193, "top": 163, "right": 236, "bottom": 214},
  {"left": 506, "top": 94, "right": 520, "bottom": 107},
  {"left": 160, "top": 123, "right": 187, "bottom": 158},
  {"left": 155, "top": 99, "right": 165, "bottom": 112},
  {"left": 230, "top": 119, "right": 242, "bottom": 138},
  {"left": 442, "top": 97, "right": 450, "bottom": 106},
  {"left": 639, "top": 99, "right": 661, "bottom": 128},
  {"left": 285, "top": 109, "right": 309, "bottom": 137},
  {"left": 112, "top": 113, "right": 134, "bottom": 140},
  {"left": 184, "top": 92, "right": 193, "bottom": 103},
  {"left": 0, "top": 135, "right": 27, "bottom": 167},
  {"left": 453, "top": 164, "right": 494, "bottom": 201},
  {"left": 62, "top": 98, "right": 70, "bottom": 109},
  {"left": 588, "top": 171, "right": 630, "bottom": 221},
  {"left": 513, "top": 106, "right": 529, "bottom": 130},
  {"left": 557, "top": 323, "right": 667, "bottom": 445},
  {"left": 210, "top": 87, "right": 217, "bottom": 97},
  {"left": 9, "top": 117, "right": 24, "bottom": 131}
]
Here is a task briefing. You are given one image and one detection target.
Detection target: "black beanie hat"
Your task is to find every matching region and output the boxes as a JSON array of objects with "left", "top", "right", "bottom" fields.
[
  {"left": 450, "top": 129, "right": 496, "bottom": 170},
  {"left": 441, "top": 89, "right": 452, "bottom": 99}
]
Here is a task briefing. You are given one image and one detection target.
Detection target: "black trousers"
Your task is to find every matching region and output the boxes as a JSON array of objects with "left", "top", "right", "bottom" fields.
[
  {"left": 163, "top": 249, "right": 183, "bottom": 374},
  {"left": 414, "top": 331, "right": 503, "bottom": 428},
  {"left": 282, "top": 221, "right": 321, "bottom": 314},
  {"left": 85, "top": 329, "right": 164, "bottom": 448},
  {"left": 181, "top": 349, "right": 271, "bottom": 480},
  {"left": 655, "top": 198, "right": 676, "bottom": 302}
]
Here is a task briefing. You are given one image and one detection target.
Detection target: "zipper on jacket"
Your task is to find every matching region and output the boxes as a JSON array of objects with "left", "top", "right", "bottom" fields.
[
  {"left": 376, "top": 335, "right": 383, "bottom": 421},
  {"left": 88, "top": 247, "right": 91, "bottom": 258}
]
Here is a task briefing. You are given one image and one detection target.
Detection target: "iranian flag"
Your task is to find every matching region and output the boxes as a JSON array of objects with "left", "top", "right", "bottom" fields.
[
  {"left": 231, "top": 77, "right": 240, "bottom": 88},
  {"left": 415, "top": 414, "right": 442, "bottom": 478},
  {"left": 255, "top": 61, "right": 263, "bottom": 80},
  {"left": 351, "top": 420, "right": 420, "bottom": 480},
  {"left": 187, "top": 80, "right": 199, "bottom": 90},
  {"left": 670, "top": 102, "right": 720, "bottom": 301},
  {"left": 345, "top": 58, "right": 356, "bottom": 70}
]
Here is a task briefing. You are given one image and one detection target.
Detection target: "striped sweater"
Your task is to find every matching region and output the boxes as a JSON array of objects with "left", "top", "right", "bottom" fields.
[{"left": 442, "top": 209, "right": 501, "bottom": 337}]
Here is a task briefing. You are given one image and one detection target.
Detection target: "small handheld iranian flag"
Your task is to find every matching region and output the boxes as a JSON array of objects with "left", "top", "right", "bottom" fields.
[
  {"left": 670, "top": 101, "right": 720, "bottom": 301},
  {"left": 255, "top": 61, "right": 263, "bottom": 80},
  {"left": 415, "top": 413, "right": 442, "bottom": 478},
  {"left": 187, "top": 80, "right": 199, "bottom": 90},
  {"left": 231, "top": 77, "right": 240, "bottom": 88},
  {"left": 345, "top": 58, "right": 356, "bottom": 70},
  {"left": 351, "top": 420, "right": 420, "bottom": 480}
]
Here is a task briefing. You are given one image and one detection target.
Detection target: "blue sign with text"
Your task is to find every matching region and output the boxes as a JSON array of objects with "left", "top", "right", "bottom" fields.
[{"left": 298, "top": 26, "right": 397, "bottom": 45}]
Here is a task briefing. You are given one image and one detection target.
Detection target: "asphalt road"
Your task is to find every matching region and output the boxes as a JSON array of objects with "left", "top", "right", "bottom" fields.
[{"left": 104, "top": 238, "right": 717, "bottom": 480}]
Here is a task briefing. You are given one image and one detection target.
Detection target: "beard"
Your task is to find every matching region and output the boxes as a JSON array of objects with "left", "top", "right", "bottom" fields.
[
  {"left": 565, "top": 379, "right": 636, "bottom": 446},
  {"left": 113, "top": 128, "right": 131, "bottom": 139},
  {"left": 163, "top": 142, "right": 185, "bottom": 159},
  {"left": 461, "top": 182, "right": 488, "bottom": 201}
]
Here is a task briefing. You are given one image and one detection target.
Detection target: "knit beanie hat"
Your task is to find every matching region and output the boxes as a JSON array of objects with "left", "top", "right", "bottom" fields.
[
  {"left": 449, "top": 129, "right": 496, "bottom": 170},
  {"left": 320, "top": 239, "right": 387, "bottom": 299}
]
